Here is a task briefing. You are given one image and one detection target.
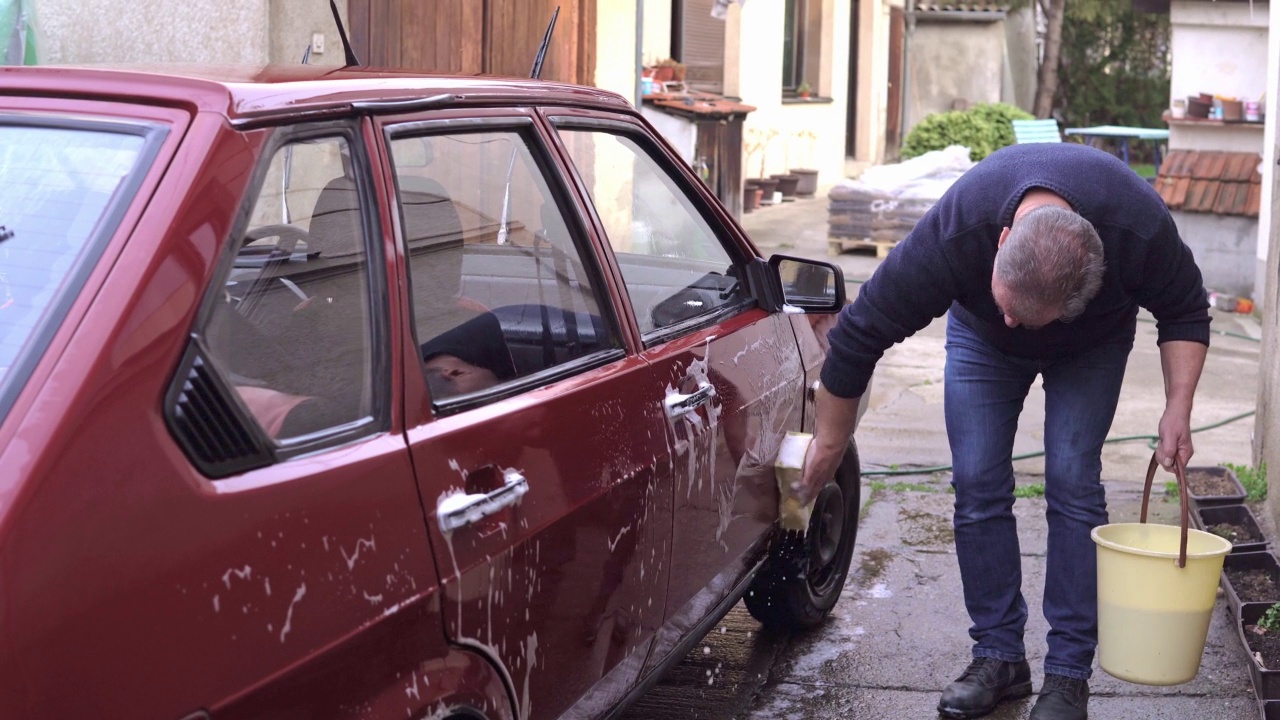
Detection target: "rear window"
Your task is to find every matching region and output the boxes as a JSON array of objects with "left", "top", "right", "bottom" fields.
[{"left": 0, "top": 120, "right": 160, "bottom": 420}]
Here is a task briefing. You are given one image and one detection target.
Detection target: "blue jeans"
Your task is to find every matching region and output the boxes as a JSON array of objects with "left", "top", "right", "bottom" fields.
[{"left": 944, "top": 315, "right": 1132, "bottom": 680}]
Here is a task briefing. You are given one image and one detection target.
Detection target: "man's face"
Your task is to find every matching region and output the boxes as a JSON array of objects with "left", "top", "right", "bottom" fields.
[
  {"left": 991, "top": 273, "right": 1061, "bottom": 330},
  {"left": 423, "top": 354, "right": 500, "bottom": 399}
]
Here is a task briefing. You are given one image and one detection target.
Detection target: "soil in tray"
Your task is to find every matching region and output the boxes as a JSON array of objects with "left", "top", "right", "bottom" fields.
[
  {"left": 1187, "top": 469, "right": 1239, "bottom": 496},
  {"left": 1209, "top": 521, "right": 1264, "bottom": 544},
  {"left": 1246, "top": 625, "right": 1280, "bottom": 670},
  {"left": 1228, "top": 568, "right": 1280, "bottom": 602}
]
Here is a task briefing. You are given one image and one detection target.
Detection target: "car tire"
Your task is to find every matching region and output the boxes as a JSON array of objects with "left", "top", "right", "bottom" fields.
[{"left": 744, "top": 438, "right": 860, "bottom": 630}]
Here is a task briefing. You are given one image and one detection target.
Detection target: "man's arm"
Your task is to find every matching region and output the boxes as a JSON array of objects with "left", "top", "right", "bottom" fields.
[
  {"left": 1156, "top": 340, "right": 1208, "bottom": 471},
  {"left": 796, "top": 384, "right": 861, "bottom": 503}
]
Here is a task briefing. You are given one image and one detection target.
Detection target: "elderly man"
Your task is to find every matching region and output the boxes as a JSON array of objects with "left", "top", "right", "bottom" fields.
[{"left": 800, "top": 143, "right": 1210, "bottom": 720}]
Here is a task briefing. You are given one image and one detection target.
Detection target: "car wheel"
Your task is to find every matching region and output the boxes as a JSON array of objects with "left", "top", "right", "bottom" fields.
[{"left": 744, "top": 439, "right": 860, "bottom": 630}]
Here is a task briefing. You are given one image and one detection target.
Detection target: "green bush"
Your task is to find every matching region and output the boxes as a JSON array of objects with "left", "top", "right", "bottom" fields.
[
  {"left": 901, "top": 102, "right": 1034, "bottom": 162},
  {"left": 1226, "top": 461, "right": 1268, "bottom": 502}
]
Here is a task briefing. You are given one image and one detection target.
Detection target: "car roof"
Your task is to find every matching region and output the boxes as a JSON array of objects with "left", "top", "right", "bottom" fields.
[{"left": 0, "top": 64, "right": 634, "bottom": 124}]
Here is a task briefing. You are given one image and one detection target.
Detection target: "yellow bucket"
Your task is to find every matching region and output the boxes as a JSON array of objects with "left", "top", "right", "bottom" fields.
[{"left": 1091, "top": 455, "right": 1232, "bottom": 685}]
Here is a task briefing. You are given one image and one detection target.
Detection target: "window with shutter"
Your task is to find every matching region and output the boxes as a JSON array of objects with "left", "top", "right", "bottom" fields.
[{"left": 676, "top": 0, "right": 726, "bottom": 94}]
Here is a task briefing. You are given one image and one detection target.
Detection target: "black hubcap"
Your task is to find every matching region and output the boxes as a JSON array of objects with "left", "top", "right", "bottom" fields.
[{"left": 807, "top": 482, "right": 845, "bottom": 589}]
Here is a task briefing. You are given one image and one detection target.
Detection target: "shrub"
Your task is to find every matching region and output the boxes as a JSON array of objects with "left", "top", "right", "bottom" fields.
[
  {"left": 901, "top": 102, "right": 1034, "bottom": 162},
  {"left": 1261, "top": 601, "right": 1280, "bottom": 634},
  {"left": 1226, "top": 461, "right": 1268, "bottom": 502}
]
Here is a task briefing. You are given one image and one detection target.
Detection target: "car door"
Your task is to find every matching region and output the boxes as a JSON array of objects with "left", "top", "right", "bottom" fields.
[
  {"left": 378, "top": 108, "right": 676, "bottom": 720},
  {"left": 549, "top": 112, "right": 807, "bottom": 670},
  {"left": 0, "top": 114, "right": 479, "bottom": 718}
]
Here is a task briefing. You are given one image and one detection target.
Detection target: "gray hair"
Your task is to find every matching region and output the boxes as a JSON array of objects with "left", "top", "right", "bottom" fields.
[{"left": 994, "top": 205, "right": 1105, "bottom": 323}]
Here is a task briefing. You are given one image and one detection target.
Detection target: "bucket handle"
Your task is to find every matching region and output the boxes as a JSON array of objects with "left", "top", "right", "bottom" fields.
[{"left": 1139, "top": 452, "right": 1189, "bottom": 568}]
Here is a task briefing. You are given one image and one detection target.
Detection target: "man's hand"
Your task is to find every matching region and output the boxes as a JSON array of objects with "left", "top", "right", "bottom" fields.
[
  {"left": 1156, "top": 407, "right": 1194, "bottom": 471},
  {"left": 797, "top": 438, "right": 844, "bottom": 504},
  {"left": 1156, "top": 340, "right": 1207, "bottom": 471},
  {"left": 795, "top": 385, "right": 862, "bottom": 504}
]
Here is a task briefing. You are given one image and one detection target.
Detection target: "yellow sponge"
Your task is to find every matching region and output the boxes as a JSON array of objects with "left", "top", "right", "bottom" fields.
[{"left": 775, "top": 431, "right": 816, "bottom": 532}]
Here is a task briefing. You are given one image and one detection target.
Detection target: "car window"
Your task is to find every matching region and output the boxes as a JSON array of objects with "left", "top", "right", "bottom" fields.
[
  {"left": 0, "top": 124, "right": 149, "bottom": 413},
  {"left": 201, "top": 135, "right": 377, "bottom": 441},
  {"left": 388, "top": 128, "right": 621, "bottom": 407},
  {"left": 556, "top": 128, "right": 750, "bottom": 339}
]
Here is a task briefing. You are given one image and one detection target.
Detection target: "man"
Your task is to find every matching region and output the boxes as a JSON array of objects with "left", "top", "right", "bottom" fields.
[
  {"left": 420, "top": 311, "right": 517, "bottom": 400},
  {"left": 800, "top": 143, "right": 1209, "bottom": 720}
]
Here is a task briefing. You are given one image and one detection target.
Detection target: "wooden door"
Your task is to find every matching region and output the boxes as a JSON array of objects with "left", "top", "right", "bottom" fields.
[
  {"left": 884, "top": 5, "right": 904, "bottom": 160},
  {"left": 348, "top": 0, "right": 595, "bottom": 85}
]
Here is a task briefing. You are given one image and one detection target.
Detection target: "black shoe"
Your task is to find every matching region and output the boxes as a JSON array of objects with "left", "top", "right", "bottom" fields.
[
  {"left": 937, "top": 657, "right": 1033, "bottom": 719},
  {"left": 1029, "top": 674, "right": 1088, "bottom": 720}
]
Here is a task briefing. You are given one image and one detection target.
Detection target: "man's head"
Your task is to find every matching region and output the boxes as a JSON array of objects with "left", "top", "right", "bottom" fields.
[
  {"left": 993, "top": 205, "right": 1105, "bottom": 329},
  {"left": 420, "top": 311, "right": 516, "bottom": 399}
]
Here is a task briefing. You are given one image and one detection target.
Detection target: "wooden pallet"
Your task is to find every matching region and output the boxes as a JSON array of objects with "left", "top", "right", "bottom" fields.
[{"left": 828, "top": 237, "right": 898, "bottom": 259}]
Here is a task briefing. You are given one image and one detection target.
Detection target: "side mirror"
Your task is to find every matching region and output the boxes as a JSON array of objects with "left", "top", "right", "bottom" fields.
[{"left": 767, "top": 254, "right": 846, "bottom": 313}]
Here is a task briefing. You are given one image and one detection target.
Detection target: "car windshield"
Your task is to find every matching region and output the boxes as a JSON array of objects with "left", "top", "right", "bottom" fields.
[{"left": 0, "top": 122, "right": 151, "bottom": 418}]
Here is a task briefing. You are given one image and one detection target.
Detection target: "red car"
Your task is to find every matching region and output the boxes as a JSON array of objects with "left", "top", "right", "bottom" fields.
[{"left": 0, "top": 64, "right": 865, "bottom": 720}]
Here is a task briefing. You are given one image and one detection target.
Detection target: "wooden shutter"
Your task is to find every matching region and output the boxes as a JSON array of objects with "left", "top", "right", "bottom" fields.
[
  {"left": 680, "top": 0, "right": 725, "bottom": 94},
  {"left": 347, "top": 0, "right": 594, "bottom": 85}
]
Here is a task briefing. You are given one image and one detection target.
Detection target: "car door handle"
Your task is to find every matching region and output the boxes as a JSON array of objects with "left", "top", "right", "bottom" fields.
[
  {"left": 665, "top": 381, "right": 716, "bottom": 418},
  {"left": 438, "top": 469, "right": 529, "bottom": 533}
]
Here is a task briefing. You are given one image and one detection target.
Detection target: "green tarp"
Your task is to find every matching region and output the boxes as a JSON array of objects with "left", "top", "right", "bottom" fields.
[{"left": 2, "top": 0, "right": 37, "bottom": 65}]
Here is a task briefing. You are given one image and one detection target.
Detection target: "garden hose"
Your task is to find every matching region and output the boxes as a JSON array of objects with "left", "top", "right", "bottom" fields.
[{"left": 833, "top": 278, "right": 1264, "bottom": 477}]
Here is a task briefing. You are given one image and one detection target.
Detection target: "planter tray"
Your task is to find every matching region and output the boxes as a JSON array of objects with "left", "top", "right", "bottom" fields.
[
  {"left": 1223, "top": 551, "right": 1280, "bottom": 619},
  {"left": 1238, "top": 603, "right": 1280, "bottom": 703},
  {"left": 1196, "top": 504, "right": 1269, "bottom": 555},
  {"left": 1186, "top": 465, "right": 1248, "bottom": 508}
]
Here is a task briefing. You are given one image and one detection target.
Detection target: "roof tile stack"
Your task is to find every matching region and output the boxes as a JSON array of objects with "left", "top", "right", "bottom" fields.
[{"left": 1154, "top": 150, "right": 1262, "bottom": 217}]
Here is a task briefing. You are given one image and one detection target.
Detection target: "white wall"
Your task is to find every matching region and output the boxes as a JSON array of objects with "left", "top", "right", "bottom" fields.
[
  {"left": 856, "top": 0, "right": 897, "bottom": 164},
  {"left": 731, "top": 0, "right": 852, "bottom": 184},
  {"left": 1257, "top": 0, "right": 1280, "bottom": 511},
  {"left": 595, "top": 0, "right": 641, "bottom": 103},
  {"left": 35, "top": 0, "right": 346, "bottom": 66},
  {"left": 1170, "top": 1, "right": 1269, "bottom": 104},
  {"left": 905, "top": 19, "right": 1005, "bottom": 131}
]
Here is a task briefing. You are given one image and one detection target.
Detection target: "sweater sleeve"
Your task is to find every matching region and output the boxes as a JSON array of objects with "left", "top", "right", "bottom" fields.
[
  {"left": 820, "top": 204, "right": 973, "bottom": 399},
  {"left": 1126, "top": 213, "right": 1211, "bottom": 346}
]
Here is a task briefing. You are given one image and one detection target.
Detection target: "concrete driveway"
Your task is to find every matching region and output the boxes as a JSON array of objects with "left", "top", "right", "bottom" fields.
[{"left": 621, "top": 193, "right": 1265, "bottom": 719}]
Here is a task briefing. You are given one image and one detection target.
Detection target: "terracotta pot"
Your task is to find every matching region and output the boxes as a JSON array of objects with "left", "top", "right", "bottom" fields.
[
  {"left": 791, "top": 168, "right": 819, "bottom": 196},
  {"left": 652, "top": 66, "right": 675, "bottom": 83},
  {"left": 755, "top": 178, "right": 779, "bottom": 205},
  {"left": 742, "top": 184, "right": 761, "bottom": 212}
]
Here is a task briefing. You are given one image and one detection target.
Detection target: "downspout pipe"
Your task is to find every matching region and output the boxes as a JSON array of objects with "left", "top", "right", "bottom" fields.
[
  {"left": 635, "top": 0, "right": 645, "bottom": 107},
  {"left": 901, "top": 0, "right": 915, "bottom": 151}
]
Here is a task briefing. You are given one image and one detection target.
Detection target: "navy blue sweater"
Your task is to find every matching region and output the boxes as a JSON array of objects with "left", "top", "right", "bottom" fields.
[{"left": 822, "top": 143, "right": 1211, "bottom": 400}]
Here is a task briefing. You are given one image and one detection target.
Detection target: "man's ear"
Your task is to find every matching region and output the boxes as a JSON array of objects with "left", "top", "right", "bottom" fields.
[{"left": 998, "top": 226, "right": 1011, "bottom": 248}]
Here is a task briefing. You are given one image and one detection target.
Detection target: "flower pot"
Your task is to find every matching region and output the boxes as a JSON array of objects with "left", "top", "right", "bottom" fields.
[
  {"left": 755, "top": 178, "right": 780, "bottom": 206},
  {"left": 770, "top": 173, "right": 801, "bottom": 198},
  {"left": 742, "top": 184, "right": 761, "bottom": 212},
  {"left": 1223, "top": 551, "right": 1280, "bottom": 618},
  {"left": 1186, "top": 465, "right": 1247, "bottom": 508},
  {"left": 1197, "top": 504, "right": 1269, "bottom": 554},
  {"left": 652, "top": 66, "right": 675, "bottom": 83},
  {"left": 791, "top": 168, "right": 819, "bottom": 196},
  {"left": 1264, "top": 699, "right": 1280, "bottom": 719},
  {"left": 1237, "top": 603, "right": 1280, "bottom": 701}
]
